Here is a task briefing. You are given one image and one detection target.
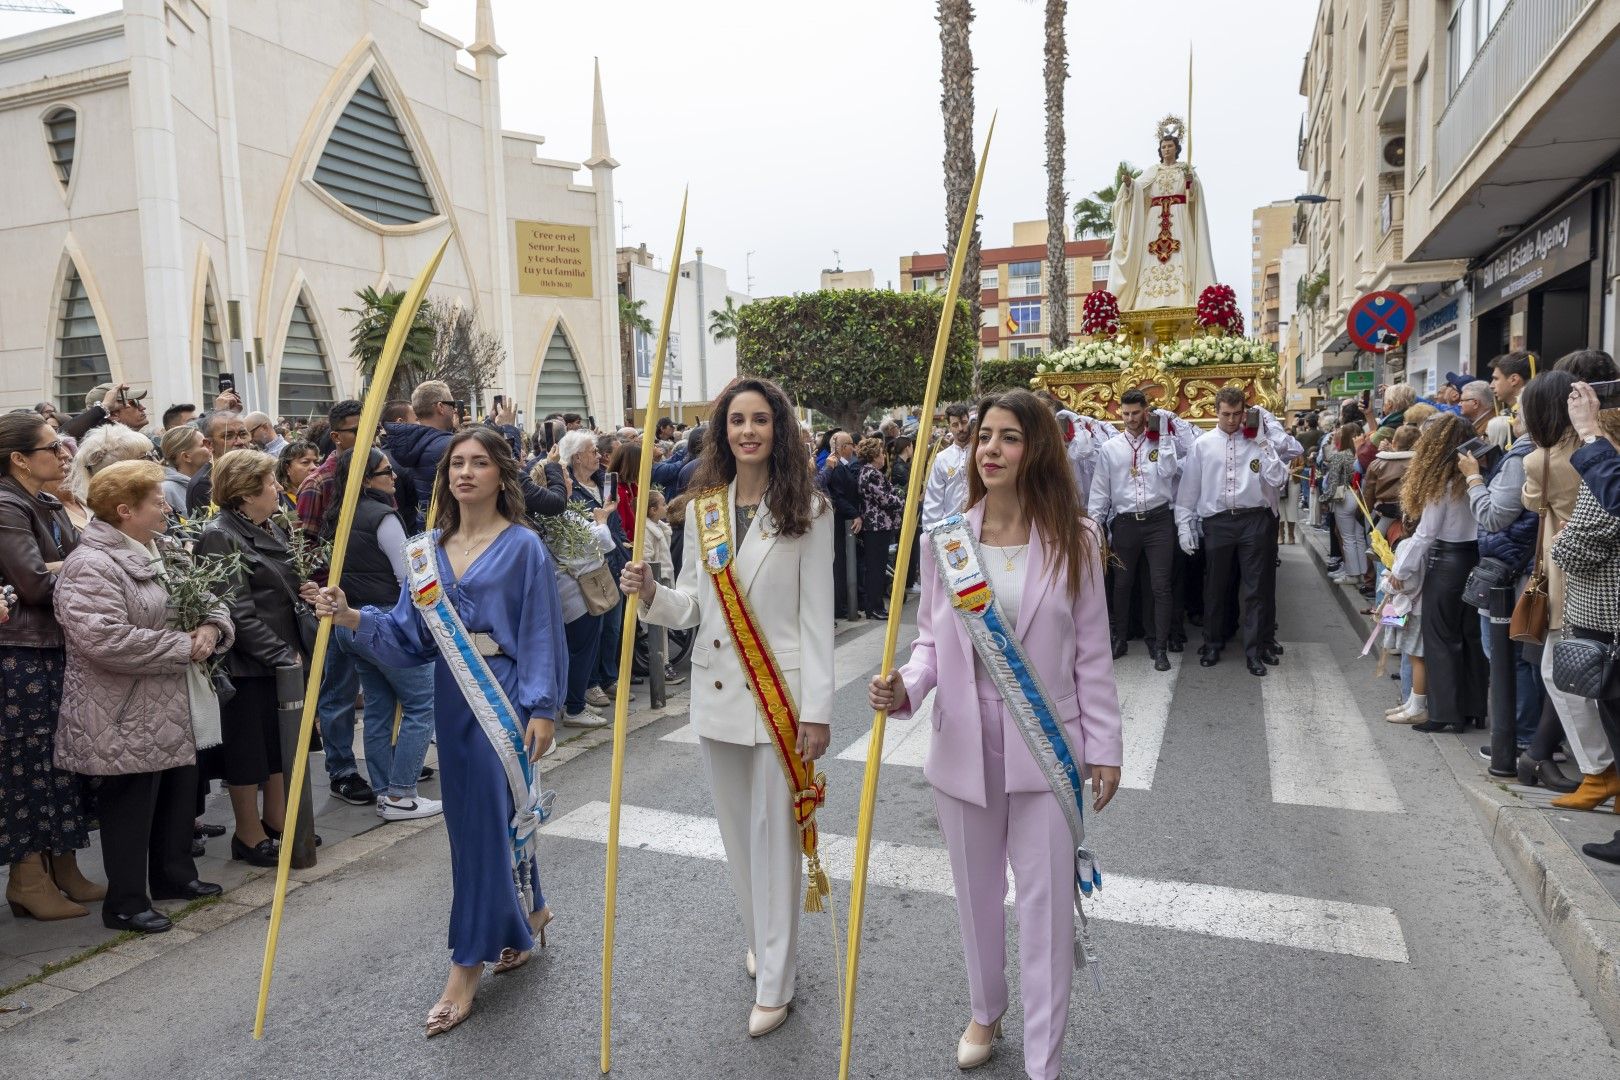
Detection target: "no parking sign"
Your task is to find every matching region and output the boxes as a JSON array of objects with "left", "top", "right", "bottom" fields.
[{"left": 1347, "top": 291, "right": 1415, "bottom": 353}]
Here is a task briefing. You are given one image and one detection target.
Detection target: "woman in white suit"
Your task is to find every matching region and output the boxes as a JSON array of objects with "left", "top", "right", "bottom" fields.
[{"left": 621, "top": 376, "right": 834, "bottom": 1038}]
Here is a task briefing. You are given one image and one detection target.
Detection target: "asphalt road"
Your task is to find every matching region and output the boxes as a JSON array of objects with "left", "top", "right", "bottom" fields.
[{"left": 6, "top": 544, "right": 1619, "bottom": 1079}]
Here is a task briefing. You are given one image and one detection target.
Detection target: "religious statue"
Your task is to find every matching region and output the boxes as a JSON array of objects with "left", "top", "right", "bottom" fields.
[{"left": 1105, "top": 116, "right": 1217, "bottom": 311}]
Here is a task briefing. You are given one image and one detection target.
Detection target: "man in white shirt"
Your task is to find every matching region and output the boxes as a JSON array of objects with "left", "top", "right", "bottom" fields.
[
  {"left": 1089, "top": 389, "right": 1179, "bottom": 671},
  {"left": 1175, "top": 387, "right": 1298, "bottom": 676},
  {"left": 1056, "top": 406, "right": 1116, "bottom": 507},
  {"left": 921, "top": 403, "right": 973, "bottom": 526}
]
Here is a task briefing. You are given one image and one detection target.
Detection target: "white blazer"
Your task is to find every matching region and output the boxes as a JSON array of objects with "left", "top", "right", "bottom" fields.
[{"left": 639, "top": 480, "right": 835, "bottom": 746}]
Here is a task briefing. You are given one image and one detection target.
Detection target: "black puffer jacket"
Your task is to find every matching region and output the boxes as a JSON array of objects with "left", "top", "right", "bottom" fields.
[{"left": 383, "top": 422, "right": 450, "bottom": 526}]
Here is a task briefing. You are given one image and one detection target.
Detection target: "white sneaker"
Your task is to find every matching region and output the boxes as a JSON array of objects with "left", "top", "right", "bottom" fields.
[
  {"left": 562, "top": 707, "right": 610, "bottom": 729},
  {"left": 378, "top": 796, "right": 443, "bottom": 821}
]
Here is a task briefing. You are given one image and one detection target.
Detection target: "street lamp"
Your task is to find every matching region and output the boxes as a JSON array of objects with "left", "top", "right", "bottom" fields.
[{"left": 1293, "top": 194, "right": 1341, "bottom": 204}]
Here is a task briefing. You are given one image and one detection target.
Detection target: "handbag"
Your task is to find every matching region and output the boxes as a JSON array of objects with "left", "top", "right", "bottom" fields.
[
  {"left": 572, "top": 562, "right": 621, "bottom": 616},
  {"left": 1462, "top": 556, "right": 1516, "bottom": 609},
  {"left": 1550, "top": 633, "right": 1620, "bottom": 699},
  {"left": 1509, "top": 456, "right": 1552, "bottom": 644}
]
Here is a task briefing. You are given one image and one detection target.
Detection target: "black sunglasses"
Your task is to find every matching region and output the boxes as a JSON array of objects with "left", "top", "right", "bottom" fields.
[
  {"left": 367, "top": 465, "right": 395, "bottom": 479},
  {"left": 24, "top": 441, "right": 64, "bottom": 456}
]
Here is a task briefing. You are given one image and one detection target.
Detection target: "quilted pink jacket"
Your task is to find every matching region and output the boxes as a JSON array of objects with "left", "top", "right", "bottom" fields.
[{"left": 53, "top": 520, "right": 233, "bottom": 776}]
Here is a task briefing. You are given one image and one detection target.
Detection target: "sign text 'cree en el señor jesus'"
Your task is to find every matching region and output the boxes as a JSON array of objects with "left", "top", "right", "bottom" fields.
[{"left": 515, "top": 221, "right": 594, "bottom": 298}]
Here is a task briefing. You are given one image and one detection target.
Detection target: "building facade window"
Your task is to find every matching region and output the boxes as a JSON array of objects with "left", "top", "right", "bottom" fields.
[
  {"left": 279, "top": 292, "right": 335, "bottom": 419},
  {"left": 533, "top": 326, "right": 590, "bottom": 417},
  {"left": 1010, "top": 340, "right": 1043, "bottom": 358},
  {"left": 201, "top": 284, "right": 224, "bottom": 398},
  {"left": 55, "top": 262, "right": 109, "bottom": 412},
  {"left": 911, "top": 277, "right": 931, "bottom": 292},
  {"left": 1008, "top": 260, "right": 1042, "bottom": 296},
  {"left": 1092, "top": 260, "right": 1110, "bottom": 283},
  {"left": 1410, "top": 67, "right": 1428, "bottom": 177},
  {"left": 314, "top": 73, "right": 437, "bottom": 226},
  {"left": 634, "top": 328, "right": 652, "bottom": 378},
  {"left": 1446, "top": 0, "right": 1510, "bottom": 97},
  {"left": 43, "top": 106, "right": 75, "bottom": 189},
  {"left": 1006, "top": 299, "right": 1041, "bottom": 336},
  {"left": 980, "top": 268, "right": 998, "bottom": 291}
]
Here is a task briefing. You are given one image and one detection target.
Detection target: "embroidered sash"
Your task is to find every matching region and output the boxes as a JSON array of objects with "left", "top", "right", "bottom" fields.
[
  {"left": 929, "top": 514, "right": 1104, "bottom": 984},
  {"left": 405, "top": 532, "right": 555, "bottom": 914},
  {"left": 693, "top": 486, "right": 830, "bottom": 914}
]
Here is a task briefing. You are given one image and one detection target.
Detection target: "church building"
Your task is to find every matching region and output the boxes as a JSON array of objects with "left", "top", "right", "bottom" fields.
[{"left": 0, "top": 0, "right": 622, "bottom": 424}]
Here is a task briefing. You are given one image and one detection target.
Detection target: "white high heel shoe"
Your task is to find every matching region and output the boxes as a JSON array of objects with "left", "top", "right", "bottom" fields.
[
  {"left": 745, "top": 948, "right": 756, "bottom": 979},
  {"left": 748, "top": 1002, "right": 790, "bottom": 1037},
  {"left": 956, "top": 1017, "right": 1002, "bottom": 1070}
]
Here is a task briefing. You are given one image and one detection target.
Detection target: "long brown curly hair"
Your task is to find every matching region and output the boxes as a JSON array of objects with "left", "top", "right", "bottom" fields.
[
  {"left": 429, "top": 426, "right": 532, "bottom": 543},
  {"left": 688, "top": 377, "right": 822, "bottom": 537},
  {"left": 965, "top": 388, "right": 1095, "bottom": 597},
  {"left": 1400, "top": 412, "right": 1472, "bottom": 520}
]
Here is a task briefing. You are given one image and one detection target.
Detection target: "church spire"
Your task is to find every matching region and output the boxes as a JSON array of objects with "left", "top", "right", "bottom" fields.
[
  {"left": 585, "top": 58, "right": 619, "bottom": 169},
  {"left": 469, "top": 0, "right": 505, "bottom": 59}
]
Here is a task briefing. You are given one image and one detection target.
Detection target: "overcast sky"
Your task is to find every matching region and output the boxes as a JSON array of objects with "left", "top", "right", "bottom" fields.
[{"left": 5, "top": 0, "right": 1315, "bottom": 299}]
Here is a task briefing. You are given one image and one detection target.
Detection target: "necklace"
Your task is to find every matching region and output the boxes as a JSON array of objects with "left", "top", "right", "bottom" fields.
[
  {"left": 993, "top": 544, "right": 1025, "bottom": 572},
  {"left": 456, "top": 526, "right": 502, "bottom": 557}
]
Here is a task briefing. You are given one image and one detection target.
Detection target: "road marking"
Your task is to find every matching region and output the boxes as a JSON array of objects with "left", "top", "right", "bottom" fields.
[
  {"left": 1261, "top": 642, "right": 1404, "bottom": 813},
  {"left": 662, "top": 624, "right": 891, "bottom": 744},
  {"left": 547, "top": 801, "right": 1409, "bottom": 964},
  {"left": 836, "top": 691, "right": 933, "bottom": 768}
]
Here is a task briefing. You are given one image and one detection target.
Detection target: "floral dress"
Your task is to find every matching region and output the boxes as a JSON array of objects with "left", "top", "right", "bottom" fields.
[{"left": 858, "top": 463, "right": 902, "bottom": 533}]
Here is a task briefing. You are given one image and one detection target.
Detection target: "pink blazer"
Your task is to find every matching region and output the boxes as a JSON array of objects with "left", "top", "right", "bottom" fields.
[{"left": 894, "top": 503, "right": 1124, "bottom": 808}]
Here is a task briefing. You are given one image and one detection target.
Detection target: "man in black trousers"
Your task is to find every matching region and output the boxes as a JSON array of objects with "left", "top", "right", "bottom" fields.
[
  {"left": 1174, "top": 388, "right": 1300, "bottom": 676},
  {"left": 1089, "top": 390, "right": 1180, "bottom": 671}
]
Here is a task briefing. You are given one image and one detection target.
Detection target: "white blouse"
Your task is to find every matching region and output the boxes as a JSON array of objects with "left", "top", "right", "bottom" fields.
[{"left": 1391, "top": 492, "right": 1476, "bottom": 582}]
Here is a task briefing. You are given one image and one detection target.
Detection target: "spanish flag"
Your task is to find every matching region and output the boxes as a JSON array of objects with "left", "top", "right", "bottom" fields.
[{"left": 1004, "top": 311, "right": 1019, "bottom": 334}]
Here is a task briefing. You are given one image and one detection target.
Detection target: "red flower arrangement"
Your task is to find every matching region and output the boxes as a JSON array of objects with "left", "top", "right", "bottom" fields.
[
  {"left": 1080, "top": 290, "right": 1120, "bottom": 336},
  {"left": 1196, "top": 284, "right": 1244, "bottom": 336}
]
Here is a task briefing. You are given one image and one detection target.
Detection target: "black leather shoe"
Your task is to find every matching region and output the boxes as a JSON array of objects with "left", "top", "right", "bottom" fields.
[
  {"left": 103, "top": 908, "right": 172, "bottom": 934},
  {"left": 1246, "top": 658, "right": 1268, "bottom": 676},
  {"left": 1167, "top": 637, "right": 1185, "bottom": 653},
  {"left": 1583, "top": 832, "right": 1620, "bottom": 865},
  {"left": 1411, "top": 719, "right": 1468, "bottom": 733},
  {"left": 190, "top": 838, "right": 206, "bottom": 858},
  {"left": 152, "top": 879, "right": 223, "bottom": 902},
  {"left": 1198, "top": 648, "right": 1220, "bottom": 668},
  {"left": 1517, "top": 755, "right": 1579, "bottom": 793},
  {"left": 194, "top": 823, "right": 226, "bottom": 839},
  {"left": 1260, "top": 649, "right": 1281, "bottom": 666},
  {"left": 1111, "top": 638, "right": 1128, "bottom": 659},
  {"left": 262, "top": 820, "right": 322, "bottom": 848},
  {"left": 1154, "top": 652, "right": 1171, "bottom": 672},
  {"left": 231, "top": 834, "right": 279, "bottom": 867}
]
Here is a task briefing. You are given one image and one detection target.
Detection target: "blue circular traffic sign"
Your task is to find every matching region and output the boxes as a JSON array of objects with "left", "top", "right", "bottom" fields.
[{"left": 1348, "top": 291, "right": 1415, "bottom": 353}]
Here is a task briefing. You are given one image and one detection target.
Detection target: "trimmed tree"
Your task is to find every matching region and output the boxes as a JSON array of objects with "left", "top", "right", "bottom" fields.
[{"left": 736, "top": 290, "right": 975, "bottom": 433}]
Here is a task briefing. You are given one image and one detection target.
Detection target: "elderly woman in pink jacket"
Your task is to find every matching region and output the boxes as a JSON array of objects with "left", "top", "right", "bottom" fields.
[
  {"left": 54, "top": 461, "right": 234, "bottom": 934},
  {"left": 870, "top": 388, "right": 1123, "bottom": 1080}
]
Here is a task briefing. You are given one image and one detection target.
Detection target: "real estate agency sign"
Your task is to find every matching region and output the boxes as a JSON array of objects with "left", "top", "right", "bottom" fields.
[{"left": 1470, "top": 191, "right": 1595, "bottom": 316}]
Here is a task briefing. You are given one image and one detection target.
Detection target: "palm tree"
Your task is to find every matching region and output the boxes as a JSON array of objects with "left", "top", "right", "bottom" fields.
[
  {"left": 939, "top": 0, "right": 984, "bottom": 394},
  {"left": 1044, "top": 0, "right": 1069, "bottom": 352},
  {"left": 342, "top": 285, "right": 435, "bottom": 398},
  {"left": 709, "top": 296, "right": 742, "bottom": 343},
  {"left": 1072, "top": 160, "right": 1139, "bottom": 240}
]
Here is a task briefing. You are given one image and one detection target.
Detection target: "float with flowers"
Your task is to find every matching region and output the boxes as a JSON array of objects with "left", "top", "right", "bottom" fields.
[{"left": 1032, "top": 283, "right": 1282, "bottom": 426}]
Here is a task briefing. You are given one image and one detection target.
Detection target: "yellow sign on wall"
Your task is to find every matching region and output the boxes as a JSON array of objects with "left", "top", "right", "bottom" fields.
[{"left": 514, "top": 221, "right": 594, "bottom": 297}]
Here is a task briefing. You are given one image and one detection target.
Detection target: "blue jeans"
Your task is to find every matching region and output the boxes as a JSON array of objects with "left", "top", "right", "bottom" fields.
[
  {"left": 564, "top": 612, "right": 602, "bottom": 715},
  {"left": 349, "top": 644, "right": 435, "bottom": 799},
  {"left": 593, "top": 596, "right": 624, "bottom": 689},
  {"left": 317, "top": 628, "right": 360, "bottom": 781}
]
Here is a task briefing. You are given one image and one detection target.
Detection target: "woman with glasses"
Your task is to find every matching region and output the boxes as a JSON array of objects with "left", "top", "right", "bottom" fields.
[
  {"left": 0, "top": 413, "right": 101, "bottom": 921},
  {"left": 319, "top": 449, "right": 440, "bottom": 821}
]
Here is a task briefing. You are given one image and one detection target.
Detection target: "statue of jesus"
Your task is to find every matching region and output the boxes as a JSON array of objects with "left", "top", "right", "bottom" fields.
[{"left": 1106, "top": 115, "right": 1217, "bottom": 311}]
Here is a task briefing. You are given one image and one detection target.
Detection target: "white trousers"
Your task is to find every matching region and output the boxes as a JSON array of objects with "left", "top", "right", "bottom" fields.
[
  {"left": 699, "top": 737, "right": 801, "bottom": 1008},
  {"left": 1541, "top": 641, "right": 1614, "bottom": 774}
]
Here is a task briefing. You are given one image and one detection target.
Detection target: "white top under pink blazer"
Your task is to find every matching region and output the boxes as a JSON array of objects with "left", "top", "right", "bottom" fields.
[{"left": 893, "top": 503, "right": 1124, "bottom": 808}]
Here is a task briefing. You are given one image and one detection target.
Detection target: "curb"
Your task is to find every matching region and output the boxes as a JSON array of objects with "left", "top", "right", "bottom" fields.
[{"left": 1303, "top": 524, "right": 1620, "bottom": 1043}]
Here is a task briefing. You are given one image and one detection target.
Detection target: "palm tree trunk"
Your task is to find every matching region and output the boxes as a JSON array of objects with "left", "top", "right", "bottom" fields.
[
  {"left": 939, "top": 0, "right": 983, "bottom": 396},
  {"left": 1044, "top": 0, "right": 1069, "bottom": 353}
]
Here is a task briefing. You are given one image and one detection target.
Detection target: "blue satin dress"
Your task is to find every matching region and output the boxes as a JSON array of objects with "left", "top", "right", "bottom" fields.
[{"left": 354, "top": 524, "right": 567, "bottom": 965}]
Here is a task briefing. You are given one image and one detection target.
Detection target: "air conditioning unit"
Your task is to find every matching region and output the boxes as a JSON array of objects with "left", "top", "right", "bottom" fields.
[{"left": 1380, "top": 134, "right": 1406, "bottom": 171}]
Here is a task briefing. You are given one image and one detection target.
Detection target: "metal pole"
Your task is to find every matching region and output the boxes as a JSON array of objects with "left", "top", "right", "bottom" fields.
[
  {"left": 842, "top": 520, "right": 859, "bottom": 619},
  {"left": 695, "top": 248, "right": 708, "bottom": 404},
  {"left": 275, "top": 664, "right": 316, "bottom": 870},
  {"left": 1487, "top": 585, "right": 1517, "bottom": 774}
]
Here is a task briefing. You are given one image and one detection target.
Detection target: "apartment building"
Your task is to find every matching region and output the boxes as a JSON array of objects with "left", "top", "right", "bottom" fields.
[
  {"left": 899, "top": 220, "right": 1109, "bottom": 361},
  {"left": 1251, "top": 201, "right": 1296, "bottom": 331},
  {"left": 1298, "top": 0, "right": 1620, "bottom": 399}
]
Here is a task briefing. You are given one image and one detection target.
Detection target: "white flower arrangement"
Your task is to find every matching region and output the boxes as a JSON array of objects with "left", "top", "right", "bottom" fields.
[
  {"left": 1160, "top": 333, "right": 1279, "bottom": 369},
  {"left": 1037, "top": 334, "right": 1139, "bottom": 374}
]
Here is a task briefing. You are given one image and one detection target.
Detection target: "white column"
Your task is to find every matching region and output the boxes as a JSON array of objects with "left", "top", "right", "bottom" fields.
[
  {"left": 207, "top": 0, "right": 258, "bottom": 410},
  {"left": 585, "top": 60, "right": 622, "bottom": 422},
  {"left": 124, "top": 0, "right": 192, "bottom": 413},
  {"left": 470, "top": 1, "right": 516, "bottom": 403}
]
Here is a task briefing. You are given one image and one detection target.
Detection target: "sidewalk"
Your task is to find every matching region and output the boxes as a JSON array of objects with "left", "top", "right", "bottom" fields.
[{"left": 1298, "top": 520, "right": 1620, "bottom": 1040}]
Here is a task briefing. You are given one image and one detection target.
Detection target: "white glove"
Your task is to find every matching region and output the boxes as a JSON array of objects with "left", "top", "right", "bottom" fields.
[{"left": 1178, "top": 522, "right": 1199, "bottom": 555}]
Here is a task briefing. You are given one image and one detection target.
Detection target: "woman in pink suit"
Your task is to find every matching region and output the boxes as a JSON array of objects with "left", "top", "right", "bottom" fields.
[{"left": 870, "top": 388, "right": 1123, "bottom": 1079}]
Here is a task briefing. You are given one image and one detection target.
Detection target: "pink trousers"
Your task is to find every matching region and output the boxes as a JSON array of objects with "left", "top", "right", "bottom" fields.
[{"left": 933, "top": 695, "right": 1076, "bottom": 1080}]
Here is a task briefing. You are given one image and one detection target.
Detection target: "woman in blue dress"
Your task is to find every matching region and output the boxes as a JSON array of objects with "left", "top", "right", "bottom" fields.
[{"left": 316, "top": 426, "right": 566, "bottom": 1037}]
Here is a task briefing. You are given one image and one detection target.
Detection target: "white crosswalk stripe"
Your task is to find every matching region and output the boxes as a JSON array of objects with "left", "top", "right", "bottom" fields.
[
  {"left": 1261, "top": 642, "right": 1404, "bottom": 813},
  {"left": 547, "top": 801, "right": 1409, "bottom": 964}
]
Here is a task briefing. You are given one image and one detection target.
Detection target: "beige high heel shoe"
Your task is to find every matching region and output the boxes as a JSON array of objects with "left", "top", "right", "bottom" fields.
[
  {"left": 956, "top": 1017, "right": 1003, "bottom": 1070},
  {"left": 748, "top": 1002, "right": 790, "bottom": 1038},
  {"left": 424, "top": 996, "right": 473, "bottom": 1038},
  {"left": 492, "top": 907, "right": 553, "bottom": 974},
  {"left": 745, "top": 948, "right": 756, "bottom": 979}
]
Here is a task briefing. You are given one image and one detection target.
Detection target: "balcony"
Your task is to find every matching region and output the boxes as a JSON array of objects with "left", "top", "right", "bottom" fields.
[
  {"left": 1377, "top": 0, "right": 1408, "bottom": 88},
  {"left": 1434, "top": 0, "right": 1600, "bottom": 191}
]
